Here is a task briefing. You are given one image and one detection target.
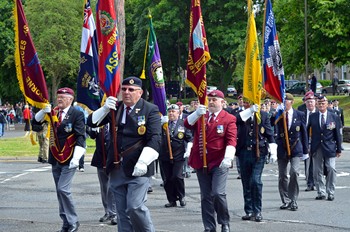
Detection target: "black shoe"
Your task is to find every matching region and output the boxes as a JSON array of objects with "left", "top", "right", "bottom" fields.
[
  {"left": 241, "top": 213, "right": 253, "bottom": 220},
  {"left": 165, "top": 202, "right": 177, "bottom": 208},
  {"left": 57, "top": 226, "right": 69, "bottom": 232},
  {"left": 221, "top": 224, "right": 230, "bottom": 232},
  {"left": 290, "top": 201, "right": 298, "bottom": 211},
  {"left": 160, "top": 182, "right": 164, "bottom": 187},
  {"left": 254, "top": 212, "right": 263, "bottom": 222},
  {"left": 236, "top": 175, "right": 241, "bottom": 179},
  {"left": 315, "top": 195, "right": 326, "bottom": 200},
  {"left": 110, "top": 215, "right": 118, "bottom": 225},
  {"left": 305, "top": 186, "right": 315, "bottom": 191},
  {"left": 41, "top": 159, "right": 47, "bottom": 163},
  {"left": 203, "top": 229, "right": 216, "bottom": 232},
  {"left": 67, "top": 222, "right": 79, "bottom": 232},
  {"left": 327, "top": 195, "right": 335, "bottom": 201},
  {"left": 280, "top": 202, "right": 290, "bottom": 210},
  {"left": 179, "top": 198, "right": 186, "bottom": 207},
  {"left": 37, "top": 157, "right": 43, "bottom": 163},
  {"left": 99, "top": 213, "right": 109, "bottom": 222},
  {"left": 147, "top": 187, "right": 153, "bottom": 193}
]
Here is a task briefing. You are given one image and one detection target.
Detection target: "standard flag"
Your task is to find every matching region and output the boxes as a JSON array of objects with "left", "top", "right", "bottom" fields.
[
  {"left": 263, "top": 0, "right": 285, "bottom": 104},
  {"left": 14, "top": 0, "right": 49, "bottom": 107},
  {"left": 243, "top": 0, "right": 262, "bottom": 121},
  {"left": 146, "top": 15, "right": 167, "bottom": 116},
  {"left": 186, "top": 0, "right": 211, "bottom": 106},
  {"left": 77, "top": 0, "right": 101, "bottom": 112},
  {"left": 96, "top": 0, "right": 121, "bottom": 97}
]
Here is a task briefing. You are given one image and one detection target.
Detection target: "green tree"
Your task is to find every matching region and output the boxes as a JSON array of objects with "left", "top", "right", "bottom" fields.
[{"left": 24, "top": 0, "right": 84, "bottom": 101}]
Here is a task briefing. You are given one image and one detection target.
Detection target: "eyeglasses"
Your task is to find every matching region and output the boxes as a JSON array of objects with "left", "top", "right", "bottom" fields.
[{"left": 121, "top": 87, "right": 141, "bottom": 92}]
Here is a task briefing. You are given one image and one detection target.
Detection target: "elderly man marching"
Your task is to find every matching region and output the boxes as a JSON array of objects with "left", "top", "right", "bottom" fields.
[
  {"left": 184, "top": 90, "right": 237, "bottom": 232},
  {"left": 236, "top": 100, "right": 277, "bottom": 222},
  {"left": 87, "top": 76, "right": 161, "bottom": 232},
  {"left": 307, "top": 95, "right": 342, "bottom": 201},
  {"left": 32, "top": 87, "right": 86, "bottom": 232}
]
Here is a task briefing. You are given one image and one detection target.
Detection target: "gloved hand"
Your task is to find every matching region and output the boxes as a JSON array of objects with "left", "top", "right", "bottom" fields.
[
  {"left": 132, "top": 147, "right": 159, "bottom": 176},
  {"left": 187, "top": 104, "right": 206, "bottom": 125},
  {"left": 250, "top": 104, "right": 259, "bottom": 113},
  {"left": 161, "top": 116, "right": 169, "bottom": 125},
  {"left": 69, "top": 146, "right": 86, "bottom": 169},
  {"left": 132, "top": 161, "right": 148, "bottom": 176},
  {"left": 92, "top": 96, "right": 118, "bottom": 125},
  {"left": 35, "top": 104, "right": 51, "bottom": 122},
  {"left": 301, "top": 153, "right": 309, "bottom": 161},
  {"left": 219, "top": 145, "right": 236, "bottom": 169},
  {"left": 183, "top": 142, "right": 193, "bottom": 158},
  {"left": 195, "top": 105, "right": 206, "bottom": 116},
  {"left": 103, "top": 96, "right": 118, "bottom": 111},
  {"left": 269, "top": 143, "right": 278, "bottom": 163},
  {"left": 91, "top": 127, "right": 100, "bottom": 133}
]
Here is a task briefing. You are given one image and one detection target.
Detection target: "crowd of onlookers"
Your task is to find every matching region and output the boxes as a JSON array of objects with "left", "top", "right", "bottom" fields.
[{"left": 0, "top": 101, "right": 33, "bottom": 137}]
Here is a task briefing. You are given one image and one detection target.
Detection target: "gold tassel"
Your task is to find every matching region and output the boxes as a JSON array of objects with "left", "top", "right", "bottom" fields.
[
  {"left": 30, "top": 132, "right": 37, "bottom": 145},
  {"left": 140, "top": 69, "right": 146, "bottom": 79}
]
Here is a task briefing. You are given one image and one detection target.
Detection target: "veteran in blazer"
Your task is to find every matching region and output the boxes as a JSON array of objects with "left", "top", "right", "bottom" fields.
[
  {"left": 275, "top": 93, "right": 308, "bottom": 211},
  {"left": 159, "top": 104, "right": 193, "bottom": 208},
  {"left": 236, "top": 103, "right": 276, "bottom": 222},
  {"left": 307, "top": 95, "right": 342, "bottom": 201},
  {"left": 33, "top": 87, "right": 86, "bottom": 232},
  {"left": 87, "top": 76, "right": 161, "bottom": 232},
  {"left": 184, "top": 90, "right": 237, "bottom": 232}
]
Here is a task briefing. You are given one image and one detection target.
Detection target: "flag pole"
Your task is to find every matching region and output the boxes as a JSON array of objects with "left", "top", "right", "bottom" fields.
[
  {"left": 283, "top": 112, "right": 291, "bottom": 156},
  {"left": 165, "top": 123, "right": 174, "bottom": 162},
  {"left": 201, "top": 115, "right": 207, "bottom": 172}
]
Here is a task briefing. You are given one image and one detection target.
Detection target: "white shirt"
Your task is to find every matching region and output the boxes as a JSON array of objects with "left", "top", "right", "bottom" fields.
[
  {"left": 122, "top": 104, "right": 135, "bottom": 124},
  {"left": 286, "top": 108, "right": 293, "bottom": 129}
]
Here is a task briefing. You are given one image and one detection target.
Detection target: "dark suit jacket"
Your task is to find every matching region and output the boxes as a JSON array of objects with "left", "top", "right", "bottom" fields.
[
  {"left": 159, "top": 119, "right": 193, "bottom": 162},
  {"left": 275, "top": 109, "right": 308, "bottom": 158},
  {"left": 87, "top": 125, "right": 110, "bottom": 169},
  {"left": 307, "top": 111, "right": 342, "bottom": 156},
  {"left": 184, "top": 109, "right": 237, "bottom": 170},
  {"left": 236, "top": 111, "right": 275, "bottom": 156},
  {"left": 333, "top": 107, "right": 344, "bottom": 127},
  {"left": 87, "top": 98, "right": 161, "bottom": 177},
  {"left": 32, "top": 106, "right": 86, "bottom": 165}
]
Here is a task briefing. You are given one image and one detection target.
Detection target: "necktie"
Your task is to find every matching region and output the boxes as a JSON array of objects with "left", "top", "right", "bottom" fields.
[
  {"left": 170, "top": 121, "right": 175, "bottom": 131},
  {"left": 321, "top": 114, "right": 325, "bottom": 129},
  {"left": 209, "top": 113, "right": 215, "bottom": 123},
  {"left": 59, "top": 110, "right": 64, "bottom": 123},
  {"left": 126, "top": 107, "right": 131, "bottom": 115},
  {"left": 286, "top": 111, "right": 289, "bottom": 129}
]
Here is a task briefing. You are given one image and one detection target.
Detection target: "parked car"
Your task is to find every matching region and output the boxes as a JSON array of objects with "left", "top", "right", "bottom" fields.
[
  {"left": 207, "top": 86, "right": 217, "bottom": 93},
  {"left": 285, "top": 80, "right": 300, "bottom": 89},
  {"left": 227, "top": 85, "right": 237, "bottom": 97},
  {"left": 286, "top": 82, "right": 322, "bottom": 95},
  {"left": 321, "top": 80, "right": 350, "bottom": 94}
]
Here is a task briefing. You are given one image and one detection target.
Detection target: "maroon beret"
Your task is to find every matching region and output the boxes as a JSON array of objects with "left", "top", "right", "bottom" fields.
[
  {"left": 57, "top": 87, "right": 74, "bottom": 96},
  {"left": 237, "top": 94, "right": 243, "bottom": 100},
  {"left": 304, "top": 90, "right": 315, "bottom": 101},
  {"left": 208, "top": 90, "right": 224, "bottom": 99},
  {"left": 176, "top": 101, "right": 183, "bottom": 106}
]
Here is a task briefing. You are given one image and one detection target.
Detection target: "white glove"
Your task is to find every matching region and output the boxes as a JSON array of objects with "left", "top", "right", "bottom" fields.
[
  {"left": 69, "top": 146, "right": 86, "bottom": 169},
  {"left": 269, "top": 143, "right": 278, "bottom": 163},
  {"left": 161, "top": 116, "right": 169, "bottom": 125},
  {"left": 92, "top": 96, "right": 118, "bottom": 125},
  {"left": 301, "top": 153, "right": 309, "bottom": 161},
  {"left": 34, "top": 104, "right": 51, "bottom": 122},
  {"left": 219, "top": 145, "right": 236, "bottom": 168},
  {"left": 239, "top": 108, "right": 253, "bottom": 122},
  {"left": 250, "top": 104, "right": 259, "bottom": 113},
  {"left": 91, "top": 127, "right": 100, "bottom": 132},
  {"left": 187, "top": 104, "right": 206, "bottom": 125},
  {"left": 184, "top": 142, "right": 193, "bottom": 158},
  {"left": 132, "top": 147, "right": 159, "bottom": 176}
]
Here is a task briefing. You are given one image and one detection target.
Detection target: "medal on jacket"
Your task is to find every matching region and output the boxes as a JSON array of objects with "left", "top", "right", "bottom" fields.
[
  {"left": 64, "top": 123, "right": 73, "bottom": 133},
  {"left": 217, "top": 125, "right": 224, "bottom": 134},
  {"left": 178, "top": 132, "right": 184, "bottom": 139},
  {"left": 137, "top": 115, "right": 146, "bottom": 135},
  {"left": 260, "top": 127, "right": 265, "bottom": 134},
  {"left": 296, "top": 126, "right": 300, "bottom": 131}
]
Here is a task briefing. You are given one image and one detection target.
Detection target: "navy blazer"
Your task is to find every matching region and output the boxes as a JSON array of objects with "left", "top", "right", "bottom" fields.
[
  {"left": 236, "top": 110, "right": 275, "bottom": 156},
  {"left": 275, "top": 109, "right": 308, "bottom": 158},
  {"left": 87, "top": 125, "right": 110, "bottom": 169},
  {"left": 87, "top": 98, "right": 161, "bottom": 177},
  {"left": 307, "top": 111, "right": 342, "bottom": 156}
]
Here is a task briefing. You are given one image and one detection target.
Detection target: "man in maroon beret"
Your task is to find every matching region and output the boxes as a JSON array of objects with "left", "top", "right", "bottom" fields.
[{"left": 32, "top": 87, "right": 86, "bottom": 232}]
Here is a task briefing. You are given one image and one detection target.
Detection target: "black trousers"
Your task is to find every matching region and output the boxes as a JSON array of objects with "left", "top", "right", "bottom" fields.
[{"left": 160, "top": 160, "right": 185, "bottom": 203}]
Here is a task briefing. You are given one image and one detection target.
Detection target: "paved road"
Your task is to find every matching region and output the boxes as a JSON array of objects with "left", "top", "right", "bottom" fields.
[{"left": 1, "top": 125, "right": 350, "bottom": 232}]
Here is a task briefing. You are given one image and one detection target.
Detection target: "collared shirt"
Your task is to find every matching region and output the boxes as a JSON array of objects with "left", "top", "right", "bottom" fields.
[
  {"left": 122, "top": 104, "right": 135, "bottom": 124},
  {"left": 59, "top": 106, "right": 70, "bottom": 122},
  {"left": 286, "top": 108, "right": 294, "bottom": 129},
  {"left": 306, "top": 109, "right": 316, "bottom": 125},
  {"left": 208, "top": 110, "right": 221, "bottom": 123}
]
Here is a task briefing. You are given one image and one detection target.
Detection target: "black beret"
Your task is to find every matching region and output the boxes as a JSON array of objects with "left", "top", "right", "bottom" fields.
[{"left": 122, "top": 76, "right": 142, "bottom": 88}]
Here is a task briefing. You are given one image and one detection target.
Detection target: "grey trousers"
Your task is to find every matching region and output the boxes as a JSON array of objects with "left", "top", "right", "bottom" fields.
[
  {"left": 312, "top": 148, "right": 336, "bottom": 196},
  {"left": 109, "top": 168, "right": 155, "bottom": 232},
  {"left": 97, "top": 167, "right": 117, "bottom": 217},
  {"left": 278, "top": 156, "right": 300, "bottom": 203},
  {"left": 52, "top": 164, "right": 78, "bottom": 227}
]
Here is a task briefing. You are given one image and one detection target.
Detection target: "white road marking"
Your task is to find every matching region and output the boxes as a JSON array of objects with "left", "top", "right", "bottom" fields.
[{"left": 0, "top": 166, "right": 51, "bottom": 184}]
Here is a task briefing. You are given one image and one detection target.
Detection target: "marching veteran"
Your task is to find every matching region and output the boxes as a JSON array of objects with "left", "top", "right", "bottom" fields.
[
  {"left": 32, "top": 87, "right": 86, "bottom": 232},
  {"left": 275, "top": 93, "right": 308, "bottom": 211},
  {"left": 235, "top": 100, "right": 276, "bottom": 222},
  {"left": 159, "top": 104, "right": 193, "bottom": 208},
  {"left": 87, "top": 76, "right": 161, "bottom": 232},
  {"left": 307, "top": 95, "right": 342, "bottom": 201},
  {"left": 184, "top": 90, "right": 237, "bottom": 232}
]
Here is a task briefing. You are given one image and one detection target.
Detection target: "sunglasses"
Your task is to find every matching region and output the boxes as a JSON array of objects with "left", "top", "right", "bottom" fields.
[{"left": 121, "top": 87, "right": 141, "bottom": 92}]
